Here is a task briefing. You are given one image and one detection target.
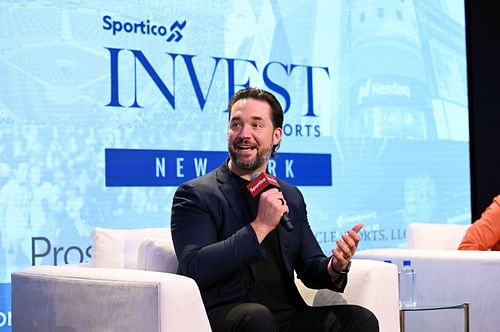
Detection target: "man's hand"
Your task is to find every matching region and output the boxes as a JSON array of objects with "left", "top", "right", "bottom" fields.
[
  {"left": 328, "top": 223, "right": 363, "bottom": 277},
  {"left": 251, "top": 188, "right": 288, "bottom": 243}
]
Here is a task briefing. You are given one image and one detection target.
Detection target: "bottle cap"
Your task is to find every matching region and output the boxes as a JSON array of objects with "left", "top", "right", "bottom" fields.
[{"left": 403, "top": 259, "right": 411, "bottom": 266}]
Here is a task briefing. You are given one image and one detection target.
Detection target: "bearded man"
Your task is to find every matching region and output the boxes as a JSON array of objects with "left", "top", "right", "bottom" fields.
[{"left": 171, "top": 87, "right": 378, "bottom": 332}]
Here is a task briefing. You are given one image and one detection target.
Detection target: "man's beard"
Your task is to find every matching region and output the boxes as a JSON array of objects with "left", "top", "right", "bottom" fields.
[{"left": 228, "top": 141, "right": 273, "bottom": 171}]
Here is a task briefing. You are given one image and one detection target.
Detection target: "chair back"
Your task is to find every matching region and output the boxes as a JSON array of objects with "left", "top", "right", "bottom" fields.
[
  {"left": 406, "top": 223, "right": 470, "bottom": 249},
  {"left": 92, "top": 227, "right": 177, "bottom": 272}
]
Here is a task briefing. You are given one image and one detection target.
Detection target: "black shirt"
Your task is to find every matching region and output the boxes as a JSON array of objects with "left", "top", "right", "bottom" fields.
[{"left": 232, "top": 173, "right": 298, "bottom": 323}]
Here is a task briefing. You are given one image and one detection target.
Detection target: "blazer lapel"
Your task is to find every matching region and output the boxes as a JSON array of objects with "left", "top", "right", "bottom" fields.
[{"left": 216, "top": 161, "right": 251, "bottom": 229}]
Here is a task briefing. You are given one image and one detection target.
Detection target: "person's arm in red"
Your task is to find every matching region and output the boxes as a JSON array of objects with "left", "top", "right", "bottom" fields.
[{"left": 459, "top": 195, "right": 500, "bottom": 250}]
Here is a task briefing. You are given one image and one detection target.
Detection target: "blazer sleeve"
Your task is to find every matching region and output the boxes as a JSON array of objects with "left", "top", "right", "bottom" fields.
[{"left": 171, "top": 181, "right": 265, "bottom": 288}]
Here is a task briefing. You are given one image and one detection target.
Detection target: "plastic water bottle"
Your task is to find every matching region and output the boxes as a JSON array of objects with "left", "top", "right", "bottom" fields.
[{"left": 399, "top": 259, "right": 416, "bottom": 308}]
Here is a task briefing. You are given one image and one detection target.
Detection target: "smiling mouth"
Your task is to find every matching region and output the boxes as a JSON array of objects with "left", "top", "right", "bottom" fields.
[
  {"left": 236, "top": 144, "right": 255, "bottom": 151},
  {"left": 234, "top": 139, "right": 257, "bottom": 151}
]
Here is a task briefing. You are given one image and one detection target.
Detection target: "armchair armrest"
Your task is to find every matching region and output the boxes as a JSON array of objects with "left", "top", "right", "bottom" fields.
[
  {"left": 296, "top": 259, "right": 400, "bottom": 332},
  {"left": 12, "top": 265, "right": 211, "bottom": 332}
]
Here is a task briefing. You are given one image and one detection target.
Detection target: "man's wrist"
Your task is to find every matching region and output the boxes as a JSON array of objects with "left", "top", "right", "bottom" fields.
[
  {"left": 330, "top": 259, "right": 351, "bottom": 275},
  {"left": 250, "top": 220, "right": 273, "bottom": 243}
]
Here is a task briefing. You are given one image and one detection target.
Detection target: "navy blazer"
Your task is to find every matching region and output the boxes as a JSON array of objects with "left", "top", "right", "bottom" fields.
[{"left": 171, "top": 161, "right": 346, "bottom": 312}]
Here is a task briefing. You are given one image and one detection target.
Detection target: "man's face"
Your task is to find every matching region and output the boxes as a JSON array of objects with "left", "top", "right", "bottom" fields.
[{"left": 227, "top": 97, "right": 282, "bottom": 175}]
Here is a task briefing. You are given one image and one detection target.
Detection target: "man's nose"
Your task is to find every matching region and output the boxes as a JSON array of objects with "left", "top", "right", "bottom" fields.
[{"left": 239, "top": 124, "right": 252, "bottom": 137}]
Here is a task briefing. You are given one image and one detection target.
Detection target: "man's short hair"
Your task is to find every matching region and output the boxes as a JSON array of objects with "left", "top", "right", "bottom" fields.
[{"left": 227, "top": 87, "right": 284, "bottom": 130}]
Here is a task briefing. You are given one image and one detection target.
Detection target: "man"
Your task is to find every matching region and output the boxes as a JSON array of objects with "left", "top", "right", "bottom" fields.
[
  {"left": 459, "top": 194, "right": 500, "bottom": 250},
  {"left": 171, "top": 87, "right": 378, "bottom": 331}
]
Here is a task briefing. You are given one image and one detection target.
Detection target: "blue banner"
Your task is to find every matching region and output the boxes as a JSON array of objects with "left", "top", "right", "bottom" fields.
[
  {"left": 0, "top": 284, "right": 11, "bottom": 331},
  {"left": 105, "top": 149, "right": 332, "bottom": 186}
]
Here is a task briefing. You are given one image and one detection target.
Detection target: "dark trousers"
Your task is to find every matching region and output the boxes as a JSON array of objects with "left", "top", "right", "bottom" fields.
[{"left": 208, "top": 302, "right": 379, "bottom": 332}]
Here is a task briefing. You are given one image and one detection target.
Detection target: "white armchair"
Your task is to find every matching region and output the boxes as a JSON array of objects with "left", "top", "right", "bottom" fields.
[
  {"left": 12, "top": 227, "right": 400, "bottom": 332},
  {"left": 356, "top": 222, "right": 500, "bottom": 332}
]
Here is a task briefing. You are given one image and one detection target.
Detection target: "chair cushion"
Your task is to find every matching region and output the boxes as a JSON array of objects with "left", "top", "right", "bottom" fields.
[
  {"left": 137, "top": 237, "right": 178, "bottom": 273},
  {"left": 92, "top": 227, "right": 172, "bottom": 269},
  {"left": 313, "top": 290, "right": 347, "bottom": 305}
]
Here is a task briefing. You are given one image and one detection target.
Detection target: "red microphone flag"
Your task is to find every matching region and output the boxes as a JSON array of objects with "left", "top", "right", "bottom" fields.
[{"left": 246, "top": 172, "right": 280, "bottom": 197}]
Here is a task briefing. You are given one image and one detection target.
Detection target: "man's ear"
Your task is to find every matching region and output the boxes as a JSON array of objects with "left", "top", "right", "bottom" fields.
[{"left": 273, "top": 127, "right": 282, "bottom": 146}]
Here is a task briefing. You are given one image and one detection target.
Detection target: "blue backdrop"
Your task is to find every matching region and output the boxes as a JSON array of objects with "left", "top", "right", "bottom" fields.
[{"left": 0, "top": 1, "right": 469, "bottom": 329}]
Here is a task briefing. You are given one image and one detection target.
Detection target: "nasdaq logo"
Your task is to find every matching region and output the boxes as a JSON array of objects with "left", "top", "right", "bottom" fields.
[
  {"left": 102, "top": 15, "right": 186, "bottom": 43},
  {"left": 105, "top": 149, "right": 332, "bottom": 186},
  {"left": 357, "top": 78, "right": 411, "bottom": 105}
]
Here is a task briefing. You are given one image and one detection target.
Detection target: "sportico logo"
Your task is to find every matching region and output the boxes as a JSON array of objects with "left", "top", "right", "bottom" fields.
[{"left": 102, "top": 15, "right": 186, "bottom": 42}]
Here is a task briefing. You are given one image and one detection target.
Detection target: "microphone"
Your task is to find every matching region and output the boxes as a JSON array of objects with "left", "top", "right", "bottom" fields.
[{"left": 246, "top": 173, "right": 294, "bottom": 232}]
